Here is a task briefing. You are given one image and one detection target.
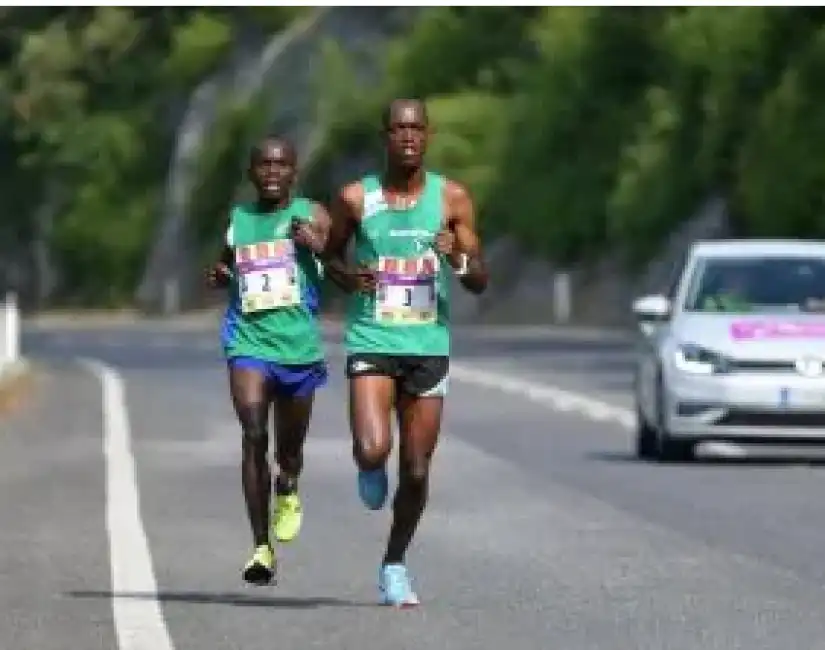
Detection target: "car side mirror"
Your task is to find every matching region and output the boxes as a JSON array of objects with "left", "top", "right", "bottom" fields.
[{"left": 632, "top": 294, "right": 671, "bottom": 336}]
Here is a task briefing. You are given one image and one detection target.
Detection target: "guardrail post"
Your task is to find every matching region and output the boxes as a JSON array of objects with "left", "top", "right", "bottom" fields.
[
  {"left": 552, "top": 272, "right": 571, "bottom": 324},
  {"left": 162, "top": 277, "right": 180, "bottom": 316},
  {"left": 2, "top": 292, "right": 20, "bottom": 365}
]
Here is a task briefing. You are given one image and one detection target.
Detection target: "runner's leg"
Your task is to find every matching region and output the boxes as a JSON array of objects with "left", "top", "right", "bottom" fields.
[
  {"left": 378, "top": 356, "right": 447, "bottom": 606},
  {"left": 270, "top": 390, "right": 313, "bottom": 542},
  {"left": 273, "top": 392, "right": 313, "bottom": 492},
  {"left": 230, "top": 363, "right": 272, "bottom": 545},
  {"left": 268, "top": 361, "right": 326, "bottom": 542},
  {"left": 384, "top": 393, "right": 442, "bottom": 566},
  {"left": 375, "top": 395, "right": 442, "bottom": 606},
  {"left": 228, "top": 359, "right": 275, "bottom": 583},
  {"left": 349, "top": 373, "right": 395, "bottom": 509}
]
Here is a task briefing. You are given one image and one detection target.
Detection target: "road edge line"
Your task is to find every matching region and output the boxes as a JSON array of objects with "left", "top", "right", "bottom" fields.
[{"left": 79, "top": 358, "right": 175, "bottom": 650}]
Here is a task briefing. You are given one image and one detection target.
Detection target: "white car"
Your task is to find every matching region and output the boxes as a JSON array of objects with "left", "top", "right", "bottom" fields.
[{"left": 632, "top": 239, "right": 825, "bottom": 461}]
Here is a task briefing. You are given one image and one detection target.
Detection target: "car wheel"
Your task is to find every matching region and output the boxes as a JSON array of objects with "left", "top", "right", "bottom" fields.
[
  {"left": 658, "top": 435, "right": 696, "bottom": 463},
  {"left": 654, "top": 373, "right": 696, "bottom": 463},
  {"left": 635, "top": 404, "right": 658, "bottom": 460}
]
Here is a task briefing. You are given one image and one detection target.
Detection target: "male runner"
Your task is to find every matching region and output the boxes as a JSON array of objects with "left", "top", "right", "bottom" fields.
[
  {"left": 206, "top": 136, "right": 330, "bottom": 585},
  {"left": 322, "top": 99, "right": 488, "bottom": 606}
]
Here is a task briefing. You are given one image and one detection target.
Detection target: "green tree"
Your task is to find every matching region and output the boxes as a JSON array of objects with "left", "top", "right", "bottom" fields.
[
  {"left": 306, "top": 7, "right": 825, "bottom": 274},
  {"left": 735, "top": 25, "right": 825, "bottom": 238},
  {"left": 0, "top": 7, "right": 304, "bottom": 305}
]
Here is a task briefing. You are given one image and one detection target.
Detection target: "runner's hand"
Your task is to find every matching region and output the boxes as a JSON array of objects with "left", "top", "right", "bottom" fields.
[
  {"left": 206, "top": 263, "right": 231, "bottom": 289},
  {"left": 326, "top": 260, "right": 376, "bottom": 294},
  {"left": 351, "top": 264, "right": 377, "bottom": 293},
  {"left": 291, "top": 220, "right": 324, "bottom": 254},
  {"left": 434, "top": 228, "right": 455, "bottom": 256}
]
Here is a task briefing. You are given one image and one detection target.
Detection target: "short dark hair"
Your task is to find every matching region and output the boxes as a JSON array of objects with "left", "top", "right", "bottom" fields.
[
  {"left": 381, "top": 99, "right": 428, "bottom": 129},
  {"left": 249, "top": 135, "right": 296, "bottom": 165}
]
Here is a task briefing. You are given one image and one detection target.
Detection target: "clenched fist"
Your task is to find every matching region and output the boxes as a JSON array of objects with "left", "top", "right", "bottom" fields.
[
  {"left": 291, "top": 220, "right": 324, "bottom": 254},
  {"left": 347, "top": 264, "right": 378, "bottom": 294},
  {"left": 434, "top": 228, "right": 455, "bottom": 256},
  {"left": 205, "top": 262, "right": 231, "bottom": 289}
]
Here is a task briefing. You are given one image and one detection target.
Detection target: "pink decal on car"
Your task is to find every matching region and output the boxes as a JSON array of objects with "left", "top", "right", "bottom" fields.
[{"left": 731, "top": 320, "right": 825, "bottom": 340}]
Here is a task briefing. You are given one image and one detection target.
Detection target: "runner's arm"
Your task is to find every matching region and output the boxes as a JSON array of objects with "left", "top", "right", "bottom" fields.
[
  {"left": 445, "top": 180, "right": 489, "bottom": 295},
  {"left": 219, "top": 218, "right": 234, "bottom": 266},
  {"left": 310, "top": 202, "right": 332, "bottom": 248},
  {"left": 321, "top": 183, "right": 364, "bottom": 293},
  {"left": 219, "top": 244, "right": 232, "bottom": 267},
  {"left": 292, "top": 201, "right": 332, "bottom": 254},
  {"left": 206, "top": 228, "right": 234, "bottom": 289}
]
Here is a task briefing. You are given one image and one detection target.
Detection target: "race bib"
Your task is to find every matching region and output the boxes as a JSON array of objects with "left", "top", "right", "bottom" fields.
[
  {"left": 375, "top": 255, "right": 438, "bottom": 325},
  {"left": 235, "top": 240, "right": 300, "bottom": 314}
]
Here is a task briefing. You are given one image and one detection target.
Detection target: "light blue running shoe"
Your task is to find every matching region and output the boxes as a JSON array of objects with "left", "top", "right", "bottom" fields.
[
  {"left": 357, "top": 467, "right": 388, "bottom": 510},
  {"left": 379, "top": 563, "right": 420, "bottom": 607}
]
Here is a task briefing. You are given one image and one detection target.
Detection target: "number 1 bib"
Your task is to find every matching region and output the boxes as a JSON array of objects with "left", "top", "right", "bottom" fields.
[
  {"left": 235, "top": 240, "right": 300, "bottom": 314},
  {"left": 375, "top": 255, "right": 438, "bottom": 325}
]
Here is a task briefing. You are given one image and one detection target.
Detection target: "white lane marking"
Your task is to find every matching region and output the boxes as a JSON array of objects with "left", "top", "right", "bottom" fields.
[
  {"left": 449, "top": 362, "right": 748, "bottom": 457},
  {"left": 450, "top": 362, "right": 636, "bottom": 429},
  {"left": 78, "top": 335, "right": 746, "bottom": 460},
  {"left": 80, "top": 359, "right": 175, "bottom": 650}
]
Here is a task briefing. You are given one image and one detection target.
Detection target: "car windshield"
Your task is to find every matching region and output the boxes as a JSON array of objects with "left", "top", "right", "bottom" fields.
[{"left": 683, "top": 255, "right": 825, "bottom": 313}]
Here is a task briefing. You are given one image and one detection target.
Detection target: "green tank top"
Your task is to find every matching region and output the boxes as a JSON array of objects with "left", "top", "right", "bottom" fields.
[
  {"left": 222, "top": 198, "right": 324, "bottom": 364},
  {"left": 344, "top": 172, "right": 451, "bottom": 356}
]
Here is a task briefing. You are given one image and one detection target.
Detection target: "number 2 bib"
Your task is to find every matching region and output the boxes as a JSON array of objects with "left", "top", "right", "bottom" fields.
[
  {"left": 235, "top": 240, "right": 300, "bottom": 314},
  {"left": 375, "top": 255, "right": 438, "bottom": 325}
]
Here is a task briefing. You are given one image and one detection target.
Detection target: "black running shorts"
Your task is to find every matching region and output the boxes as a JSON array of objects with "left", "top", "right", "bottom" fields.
[{"left": 345, "top": 353, "right": 449, "bottom": 397}]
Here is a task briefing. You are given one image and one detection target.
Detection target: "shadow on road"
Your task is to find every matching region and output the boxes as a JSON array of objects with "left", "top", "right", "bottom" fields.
[
  {"left": 66, "top": 589, "right": 374, "bottom": 609},
  {"left": 587, "top": 450, "right": 825, "bottom": 467}
]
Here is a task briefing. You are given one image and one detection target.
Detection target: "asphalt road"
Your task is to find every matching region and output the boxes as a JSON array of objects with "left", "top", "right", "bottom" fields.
[{"left": 6, "top": 318, "right": 825, "bottom": 649}]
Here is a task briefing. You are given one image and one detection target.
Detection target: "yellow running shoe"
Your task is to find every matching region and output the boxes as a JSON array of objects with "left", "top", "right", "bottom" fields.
[
  {"left": 272, "top": 492, "right": 303, "bottom": 543},
  {"left": 242, "top": 544, "right": 275, "bottom": 585}
]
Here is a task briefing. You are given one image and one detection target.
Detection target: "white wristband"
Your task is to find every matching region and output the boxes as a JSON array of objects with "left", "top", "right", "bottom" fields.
[{"left": 454, "top": 253, "right": 469, "bottom": 276}]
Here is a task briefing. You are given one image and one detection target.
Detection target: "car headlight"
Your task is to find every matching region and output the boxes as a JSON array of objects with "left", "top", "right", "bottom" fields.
[{"left": 673, "top": 343, "right": 731, "bottom": 375}]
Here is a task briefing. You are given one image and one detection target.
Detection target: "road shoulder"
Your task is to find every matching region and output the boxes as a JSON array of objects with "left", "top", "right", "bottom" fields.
[{"left": 0, "top": 363, "right": 117, "bottom": 650}]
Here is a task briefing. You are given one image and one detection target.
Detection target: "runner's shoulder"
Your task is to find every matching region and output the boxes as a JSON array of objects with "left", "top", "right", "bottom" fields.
[
  {"left": 225, "top": 202, "right": 254, "bottom": 246},
  {"left": 442, "top": 177, "right": 471, "bottom": 203},
  {"left": 334, "top": 180, "right": 365, "bottom": 221},
  {"left": 441, "top": 177, "right": 474, "bottom": 218},
  {"left": 340, "top": 180, "right": 365, "bottom": 205}
]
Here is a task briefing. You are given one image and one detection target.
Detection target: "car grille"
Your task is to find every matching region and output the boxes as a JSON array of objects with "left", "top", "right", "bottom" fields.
[
  {"left": 728, "top": 359, "right": 796, "bottom": 374},
  {"left": 717, "top": 410, "right": 825, "bottom": 427}
]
